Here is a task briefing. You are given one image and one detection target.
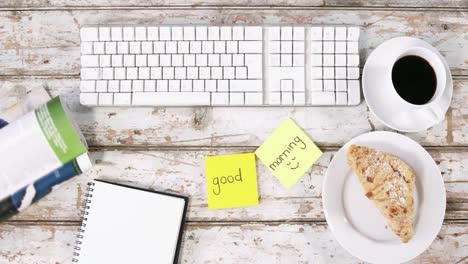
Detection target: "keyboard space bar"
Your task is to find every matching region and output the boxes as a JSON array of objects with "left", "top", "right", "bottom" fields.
[{"left": 132, "top": 92, "right": 211, "bottom": 106}]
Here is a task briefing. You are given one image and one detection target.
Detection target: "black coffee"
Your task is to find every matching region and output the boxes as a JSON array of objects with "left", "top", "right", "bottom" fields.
[{"left": 391, "top": 55, "right": 437, "bottom": 105}]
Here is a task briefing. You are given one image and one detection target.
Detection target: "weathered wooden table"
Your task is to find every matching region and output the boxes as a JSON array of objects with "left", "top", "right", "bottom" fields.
[{"left": 0, "top": 1, "right": 467, "bottom": 263}]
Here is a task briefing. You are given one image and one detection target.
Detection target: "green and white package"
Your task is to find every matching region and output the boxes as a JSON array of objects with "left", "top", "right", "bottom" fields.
[{"left": 0, "top": 97, "right": 88, "bottom": 200}]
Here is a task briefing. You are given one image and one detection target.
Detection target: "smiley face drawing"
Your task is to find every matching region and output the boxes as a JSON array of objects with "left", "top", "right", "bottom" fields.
[{"left": 286, "top": 157, "right": 300, "bottom": 170}]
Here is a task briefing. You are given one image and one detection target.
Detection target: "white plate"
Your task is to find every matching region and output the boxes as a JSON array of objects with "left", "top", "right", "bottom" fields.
[
  {"left": 362, "top": 37, "right": 453, "bottom": 132},
  {"left": 322, "top": 131, "right": 446, "bottom": 264}
]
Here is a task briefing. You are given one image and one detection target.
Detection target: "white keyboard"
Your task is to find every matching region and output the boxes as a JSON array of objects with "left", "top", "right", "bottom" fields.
[{"left": 79, "top": 25, "right": 361, "bottom": 106}]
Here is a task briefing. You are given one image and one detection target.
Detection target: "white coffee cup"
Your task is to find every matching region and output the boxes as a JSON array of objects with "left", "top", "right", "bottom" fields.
[{"left": 388, "top": 46, "right": 447, "bottom": 123}]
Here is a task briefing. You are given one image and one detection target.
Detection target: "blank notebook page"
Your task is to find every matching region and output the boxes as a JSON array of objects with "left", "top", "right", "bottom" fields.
[{"left": 76, "top": 180, "right": 187, "bottom": 264}]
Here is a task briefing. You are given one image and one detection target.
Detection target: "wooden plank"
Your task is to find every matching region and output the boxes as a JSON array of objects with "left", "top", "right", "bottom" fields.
[
  {"left": 0, "top": 9, "right": 467, "bottom": 76},
  {"left": 0, "top": 0, "right": 467, "bottom": 9},
  {"left": 7, "top": 149, "right": 467, "bottom": 222},
  {"left": 0, "top": 222, "right": 466, "bottom": 263},
  {"left": 1, "top": 78, "right": 467, "bottom": 147}
]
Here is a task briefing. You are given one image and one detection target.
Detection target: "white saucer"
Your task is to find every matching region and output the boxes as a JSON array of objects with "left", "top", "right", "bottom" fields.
[
  {"left": 322, "top": 131, "right": 446, "bottom": 264},
  {"left": 362, "top": 37, "right": 453, "bottom": 132}
]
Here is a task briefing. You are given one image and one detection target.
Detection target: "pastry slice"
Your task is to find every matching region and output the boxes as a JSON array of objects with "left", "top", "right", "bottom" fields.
[{"left": 347, "top": 144, "right": 415, "bottom": 243}]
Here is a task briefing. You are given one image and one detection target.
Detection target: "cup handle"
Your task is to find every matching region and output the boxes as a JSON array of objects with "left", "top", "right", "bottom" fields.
[{"left": 429, "top": 104, "right": 445, "bottom": 123}]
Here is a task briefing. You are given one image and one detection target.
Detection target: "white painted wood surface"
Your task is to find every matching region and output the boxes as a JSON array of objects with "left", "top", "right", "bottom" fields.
[{"left": 0, "top": 1, "right": 467, "bottom": 263}]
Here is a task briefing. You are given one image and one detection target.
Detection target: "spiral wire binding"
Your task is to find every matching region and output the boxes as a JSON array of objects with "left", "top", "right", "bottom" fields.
[{"left": 72, "top": 182, "right": 95, "bottom": 263}]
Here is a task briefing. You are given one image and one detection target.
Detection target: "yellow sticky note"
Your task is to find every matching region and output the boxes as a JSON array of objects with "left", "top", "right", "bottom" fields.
[
  {"left": 255, "top": 119, "right": 323, "bottom": 189},
  {"left": 205, "top": 153, "right": 259, "bottom": 209}
]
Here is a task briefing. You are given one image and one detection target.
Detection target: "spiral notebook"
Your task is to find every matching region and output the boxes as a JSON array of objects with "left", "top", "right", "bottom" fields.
[{"left": 73, "top": 179, "right": 188, "bottom": 264}]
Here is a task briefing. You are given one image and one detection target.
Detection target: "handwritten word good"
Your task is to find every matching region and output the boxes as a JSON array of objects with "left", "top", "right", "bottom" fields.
[
  {"left": 205, "top": 153, "right": 258, "bottom": 209},
  {"left": 255, "top": 118, "right": 322, "bottom": 189}
]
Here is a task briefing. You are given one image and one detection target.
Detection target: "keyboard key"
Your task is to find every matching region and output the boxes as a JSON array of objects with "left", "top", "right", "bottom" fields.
[
  {"left": 101, "top": 64, "right": 113, "bottom": 77},
  {"left": 239, "top": 41, "right": 262, "bottom": 53},
  {"left": 93, "top": 42, "right": 105, "bottom": 54},
  {"left": 232, "top": 54, "right": 244, "bottom": 66},
  {"left": 99, "top": 27, "right": 111, "bottom": 41},
  {"left": 81, "top": 68, "right": 101, "bottom": 80},
  {"left": 144, "top": 80, "right": 156, "bottom": 92},
  {"left": 114, "top": 93, "right": 132, "bottom": 106},
  {"left": 121, "top": 80, "right": 132, "bottom": 92},
  {"left": 172, "top": 27, "right": 183, "bottom": 40},
  {"left": 347, "top": 54, "right": 360, "bottom": 66},
  {"left": 147, "top": 55, "right": 158, "bottom": 66},
  {"left": 220, "top": 26, "right": 232, "bottom": 40},
  {"left": 218, "top": 80, "right": 229, "bottom": 91},
  {"left": 281, "top": 27, "right": 292, "bottom": 40},
  {"left": 212, "top": 67, "right": 223, "bottom": 79},
  {"left": 199, "top": 67, "right": 211, "bottom": 79},
  {"left": 117, "top": 42, "right": 129, "bottom": 54},
  {"left": 212, "top": 93, "right": 229, "bottom": 105},
  {"left": 202, "top": 41, "right": 213, "bottom": 53},
  {"left": 335, "top": 27, "right": 347, "bottom": 41},
  {"left": 193, "top": 80, "right": 204, "bottom": 91},
  {"left": 99, "top": 55, "right": 111, "bottom": 67},
  {"left": 205, "top": 80, "right": 217, "bottom": 91},
  {"left": 135, "top": 27, "right": 147, "bottom": 40},
  {"left": 310, "top": 80, "right": 323, "bottom": 91},
  {"left": 181, "top": 80, "right": 192, "bottom": 91},
  {"left": 147, "top": 27, "right": 159, "bottom": 40},
  {"left": 233, "top": 27, "right": 244, "bottom": 40},
  {"left": 310, "top": 41, "right": 322, "bottom": 53},
  {"left": 244, "top": 54, "right": 262, "bottom": 79},
  {"left": 166, "top": 41, "right": 177, "bottom": 53},
  {"left": 230, "top": 80, "right": 262, "bottom": 92},
  {"left": 323, "top": 27, "right": 335, "bottom": 40},
  {"left": 269, "top": 92, "right": 281, "bottom": 105},
  {"left": 132, "top": 80, "right": 144, "bottom": 92},
  {"left": 99, "top": 93, "right": 113, "bottom": 106},
  {"left": 220, "top": 54, "right": 232, "bottom": 66},
  {"left": 150, "top": 67, "right": 162, "bottom": 80},
  {"left": 169, "top": 80, "right": 181, "bottom": 91},
  {"left": 157, "top": 80, "right": 168, "bottom": 91},
  {"left": 123, "top": 27, "right": 135, "bottom": 41},
  {"left": 245, "top": 27, "right": 262, "bottom": 40},
  {"left": 208, "top": 54, "right": 220, "bottom": 66},
  {"left": 208, "top": 27, "right": 220, "bottom": 40},
  {"left": 229, "top": 93, "right": 244, "bottom": 105},
  {"left": 81, "top": 55, "right": 99, "bottom": 67},
  {"left": 347, "top": 41, "right": 359, "bottom": 53},
  {"left": 105, "top": 42, "right": 117, "bottom": 54},
  {"left": 311, "top": 92, "right": 335, "bottom": 105},
  {"left": 347, "top": 27, "right": 360, "bottom": 41},
  {"left": 196, "top": 27, "right": 207, "bottom": 40},
  {"left": 310, "top": 27, "right": 323, "bottom": 40},
  {"left": 133, "top": 92, "right": 211, "bottom": 106},
  {"left": 184, "top": 27, "right": 195, "bottom": 40},
  {"left": 324, "top": 80, "right": 334, "bottom": 91},
  {"left": 81, "top": 42, "right": 93, "bottom": 54},
  {"left": 293, "top": 92, "right": 305, "bottom": 105},
  {"left": 235, "top": 67, "right": 247, "bottom": 79},
  {"left": 214, "top": 41, "right": 226, "bottom": 53},
  {"left": 348, "top": 80, "right": 361, "bottom": 105},
  {"left": 141, "top": 42, "right": 153, "bottom": 54},
  {"left": 348, "top": 67, "right": 360, "bottom": 79},
  {"left": 178, "top": 42, "right": 189, "bottom": 53},
  {"left": 160, "top": 27, "right": 171, "bottom": 40},
  {"left": 81, "top": 27, "right": 99, "bottom": 41},
  {"left": 80, "top": 93, "right": 98, "bottom": 105},
  {"left": 335, "top": 42, "right": 347, "bottom": 53},
  {"left": 336, "top": 92, "right": 348, "bottom": 105},
  {"left": 80, "top": 81, "right": 95, "bottom": 92},
  {"left": 245, "top": 92, "right": 263, "bottom": 105},
  {"left": 108, "top": 80, "right": 120, "bottom": 92},
  {"left": 282, "top": 92, "right": 293, "bottom": 105},
  {"left": 336, "top": 80, "right": 347, "bottom": 91},
  {"left": 111, "top": 27, "right": 123, "bottom": 41},
  {"left": 293, "top": 27, "right": 304, "bottom": 40}
]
